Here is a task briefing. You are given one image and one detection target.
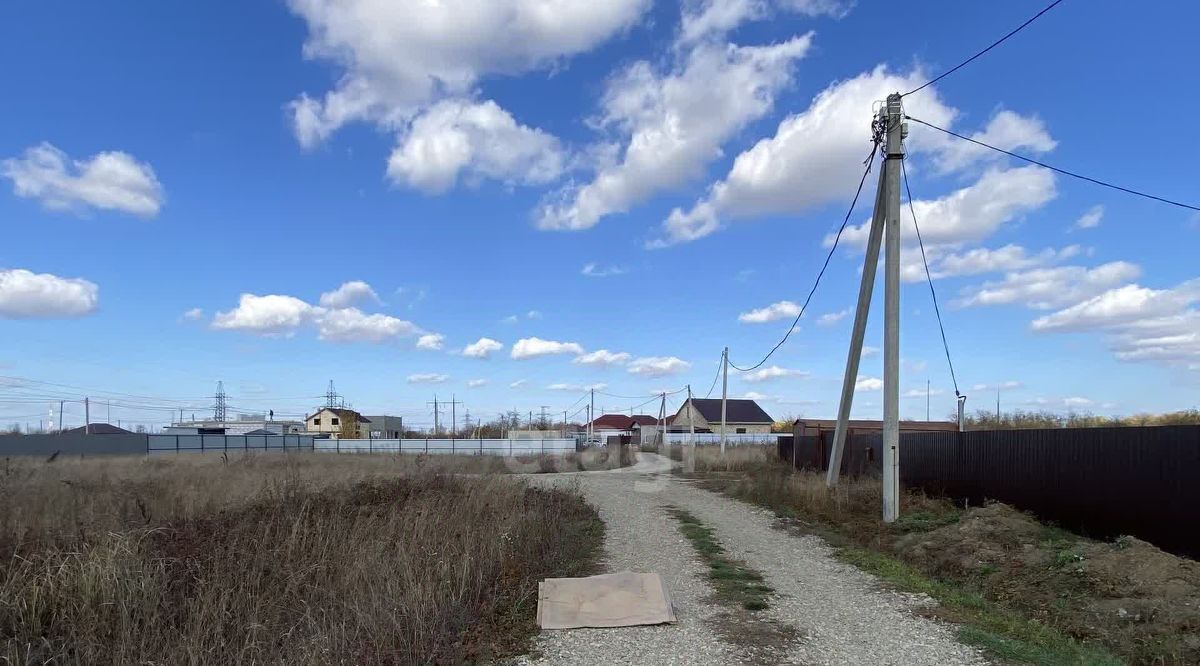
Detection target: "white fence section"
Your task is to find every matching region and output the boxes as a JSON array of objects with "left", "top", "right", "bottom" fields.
[
  {"left": 663, "top": 432, "right": 783, "bottom": 446},
  {"left": 147, "top": 434, "right": 316, "bottom": 453},
  {"left": 315, "top": 438, "right": 577, "bottom": 456}
]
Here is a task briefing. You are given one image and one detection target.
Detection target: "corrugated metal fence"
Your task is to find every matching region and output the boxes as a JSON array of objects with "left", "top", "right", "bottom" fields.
[
  {"left": 315, "top": 438, "right": 577, "bottom": 455},
  {"left": 781, "top": 425, "right": 1200, "bottom": 557},
  {"left": 148, "top": 434, "right": 316, "bottom": 453}
]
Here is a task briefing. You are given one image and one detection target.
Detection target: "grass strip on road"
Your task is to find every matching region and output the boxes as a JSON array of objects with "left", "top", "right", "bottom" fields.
[{"left": 666, "top": 506, "right": 773, "bottom": 612}]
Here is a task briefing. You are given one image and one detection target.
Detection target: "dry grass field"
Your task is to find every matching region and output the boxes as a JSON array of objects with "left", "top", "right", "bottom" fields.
[{"left": 0, "top": 453, "right": 603, "bottom": 664}]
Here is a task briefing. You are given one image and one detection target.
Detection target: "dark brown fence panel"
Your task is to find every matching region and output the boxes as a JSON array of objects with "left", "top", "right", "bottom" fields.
[{"left": 780, "top": 425, "right": 1200, "bottom": 557}]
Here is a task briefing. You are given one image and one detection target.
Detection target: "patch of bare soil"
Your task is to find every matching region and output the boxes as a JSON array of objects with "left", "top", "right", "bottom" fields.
[
  {"left": 708, "top": 610, "right": 803, "bottom": 666},
  {"left": 895, "top": 503, "right": 1200, "bottom": 664}
]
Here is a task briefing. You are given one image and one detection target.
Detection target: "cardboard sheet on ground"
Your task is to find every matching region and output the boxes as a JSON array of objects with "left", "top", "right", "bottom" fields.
[{"left": 537, "top": 571, "right": 677, "bottom": 629}]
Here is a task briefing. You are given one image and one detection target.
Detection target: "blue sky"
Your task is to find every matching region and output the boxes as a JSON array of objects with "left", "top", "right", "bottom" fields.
[{"left": 1, "top": 0, "right": 1197, "bottom": 432}]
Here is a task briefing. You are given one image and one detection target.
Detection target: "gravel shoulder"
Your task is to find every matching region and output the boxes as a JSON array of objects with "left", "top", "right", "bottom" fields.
[{"left": 521, "top": 453, "right": 987, "bottom": 666}]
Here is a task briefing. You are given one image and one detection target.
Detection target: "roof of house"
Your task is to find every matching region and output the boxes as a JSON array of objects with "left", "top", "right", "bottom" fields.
[
  {"left": 308, "top": 408, "right": 371, "bottom": 423},
  {"left": 629, "top": 415, "right": 661, "bottom": 427},
  {"left": 63, "top": 423, "right": 133, "bottom": 435},
  {"left": 243, "top": 428, "right": 280, "bottom": 435},
  {"left": 684, "top": 398, "right": 773, "bottom": 424},
  {"left": 588, "top": 414, "right": 635, "bottom": 430}
]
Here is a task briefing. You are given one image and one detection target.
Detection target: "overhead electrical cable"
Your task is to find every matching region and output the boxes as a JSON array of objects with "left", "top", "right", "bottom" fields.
[
  {"left": 900, "top": 159, "right": 962, "bottom": 398},
  {"left": 728, "top": 139, "right": 880, "bottom": 372},
  {"left": 902, "top": 0, "right": 1067, "bottom": 97},
  {"left": 906, "top": 115, "right": 1200, "bottom": 212}
]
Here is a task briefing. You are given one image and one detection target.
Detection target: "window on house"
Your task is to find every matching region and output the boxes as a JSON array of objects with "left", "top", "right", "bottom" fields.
[
  {"left": 331, "top": 417, "right": 340, "bottom": 426},
  {"left": 313, "top": 418, "right": 321, "bottom": 426},
  {"left": 736, "top": 427, "right": 747, "bottom": 434}
]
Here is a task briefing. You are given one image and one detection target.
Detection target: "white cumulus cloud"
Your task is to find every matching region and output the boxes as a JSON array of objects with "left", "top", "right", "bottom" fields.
[
  {"left": 387, "top": 100, "right": 565, "bottom": 193},
  {"left": 319, "top": 280, "right": 380, "bottom": 308},
  {"left": 957, "top": 261, "right": 1142, "bottom": 310},
  {"left": 285, "top": 0, "right": 648, "bottom": 191},
  {"left": 817, "top": 309, "right": 848, "bottom": 326},
  {"left": 539, "top": 34, "right": 813, "bottom": 232},
  {"left": 581, "top": 263, "right": 627, "bottom": 278},
  {"left": 836, "top": 166, "right": 1057, "bottom": 252},
  {"left": 658, "top": 66, "right": 956, "bottom": 245},
  {"left": 315, "top": 308, "right": 419, "bottom": 342},
  {"left": 1031, "top": 280, "right": 1200, "bottom": 333},
  {"left": 407, "top": 373, "right": 449, "bottom": 384},
  {"left": 548, "top": 382, "right": 608, "bottom": 392},
  {"left": 212, "top": 285, "right": 427, "bottom": 344},
  {"left": 932, "top": 109, "right": 1056, "bottom": 174},
  {"left": 462, "top": 337, "right": 504, "bottom": 359},
  {"left": 855, "top": 376, "right": 882, "bottom": 392},
  {"left": 2, "top": 142, "right": 164, "bottom": 217},
  {"left": 416, "top": 333, "right": 445, "bottom": 350},
  {"left": 212, "top": 294, "right": 315, "bottom": 337},
  {"left": 738, "top": 300, "right": 800, "bottom": 324},
  {"left": 627, "top": 356, "right": 691, "bottom": 377},
  {"left": 679, "top": 0, "right": 850, "bottom": 44},
  {"left": 921, "top": 244, "right": 1080, "bottom": 282},
  {"left": 467, "top": 378, "right": 488, "bottom": 388},
  {"left": 574, "top": 349, "right": 632, "bottom": 367},
  {"left": 511, "top": 337, "right": 584, "bottom": 359},
  {"left": 742, "top": 365, "right": 807, "bottom": 383},
  {"left": 1073, "top": 205, "right": 1104, "bottom": 231},
  {"left": 0, "top": 268, "right": 99, "bottom": 319}
]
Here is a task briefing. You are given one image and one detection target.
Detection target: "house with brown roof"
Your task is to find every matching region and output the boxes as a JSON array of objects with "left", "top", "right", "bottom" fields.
[
  {"left": 670, "top": 398, "right": 774, "bottom": 434},
  {"left": 305, "top": 408, "right": 371, "bottom": 438}
]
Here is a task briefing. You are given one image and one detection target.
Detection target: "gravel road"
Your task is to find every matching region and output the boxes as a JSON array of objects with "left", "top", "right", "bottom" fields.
[{"left": 519, "top": 452, "right": 987, "bottom": 666}]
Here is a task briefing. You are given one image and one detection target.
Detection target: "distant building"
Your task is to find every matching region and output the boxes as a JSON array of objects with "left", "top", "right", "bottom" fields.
[
  {"left": 586, "top": 414, "right": 637, "bottom": 437},
  {"left": 305, "top": 408, "right": 371, "bottom": 438},
  {"left": 163, "top": 418, "right": 304, "bottom": 436},
  {"left": 361, "top": 415, "right": 403, "bottom": 439},
  {"left": 671, "top": 398, "right": 774, "bottom": 434},
  {"left": 62, "top": 423, "right": 133, "bottom": 435}
]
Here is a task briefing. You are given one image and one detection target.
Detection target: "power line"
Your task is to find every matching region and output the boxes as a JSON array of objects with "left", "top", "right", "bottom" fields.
[
  {"left": 906, "top": 114, "right": 1200, "bottom": 212},
  {"left": 729, "top": 139, "right": 881, "bottom": 372},
  {"left": 901, "top": 159, "right": 961, "bottom": 398},
  {"left": 704, "top": 355, "right": 723, "bottom": 399},
  {"left": 902, "top": 0, "right": 1067, "bottom": 97}
]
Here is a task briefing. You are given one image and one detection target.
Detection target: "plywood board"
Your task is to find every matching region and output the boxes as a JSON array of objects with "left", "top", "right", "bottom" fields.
[{"left": 537, "top": 571, "right": 677, "bottom": 630}]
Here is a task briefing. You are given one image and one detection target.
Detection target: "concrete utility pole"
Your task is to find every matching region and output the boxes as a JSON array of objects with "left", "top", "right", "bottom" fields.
[
  {"left": 720, "top": 346, "right": 729, "bottom": 455},
  {"left": 958, "top": 394, "right": 967, "bottom": 432},
  {"left": 58, "top": 401, "right": 64, "bottom": 432},
  {"left": 686, "top": 385, "right": 695, "bottom": 448},
  {"left": 658, "top": 392, "right": 667, "bottom": 449},
  {"left": 84, "top": 397, "right": 90, "bottom": 435},
  {"left": 827, "top": 93, "right": 906, "bottom": 525},
  {"left": 589, "top": 388, "right": 595, "bottom": 445},
  {"left": 881, "top": 92, "right": 904, "bottom": 524},
  {"left": 828, "top": 129, "right": 887, "bottom": 486}
]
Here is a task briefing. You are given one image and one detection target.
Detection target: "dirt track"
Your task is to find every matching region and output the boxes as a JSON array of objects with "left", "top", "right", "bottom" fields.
[{"left": 521, "top": 453, "right": 986, "bottom": 665}]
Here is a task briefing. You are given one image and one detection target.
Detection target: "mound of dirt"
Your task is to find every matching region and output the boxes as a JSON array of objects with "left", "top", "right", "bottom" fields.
[{"left": 893, "top": 502, "right": 1200, "bottom": 663}]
